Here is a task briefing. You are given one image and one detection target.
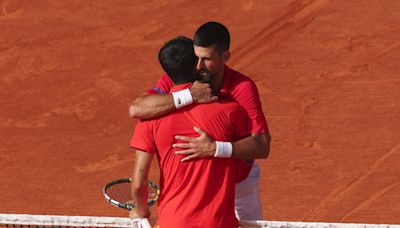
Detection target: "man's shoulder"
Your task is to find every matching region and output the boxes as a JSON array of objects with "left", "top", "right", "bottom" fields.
[
  {"left": 187, "top": 101, "right": 247, "bottom": 140},
  {"left": 192, "top": 100, "right": 245, "bottom": 118},
  {"left": 154, "top": 73, "right": 173, "bottom": 93},
  {"left": 137, "top": 117, "right": 158, "bottom": 127},
  {"left": 226, "top": 66, "right": 254, "bottom": 82},
  {"left": 196, "top": 100, "right": 240, "bottom": 109},
  {"left": 225, "top": 66, "right": 256, "bottom": 89}
]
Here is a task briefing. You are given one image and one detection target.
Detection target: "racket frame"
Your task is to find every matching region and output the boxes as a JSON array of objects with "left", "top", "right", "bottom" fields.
[{"left": 103, "top": 178, "right": 160, "bottom": 211}]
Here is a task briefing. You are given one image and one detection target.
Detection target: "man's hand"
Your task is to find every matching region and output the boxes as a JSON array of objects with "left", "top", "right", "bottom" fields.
[
  {"left": 129, "top": 210, "right": 151, "bottom": 228},
  {"left": 173, "top": 127, "right": 216, "bottom": 162},
  {"left": 190, "top": 81, "right": 218, "bottom": 103},
  {"left": 129, "top": 209, "right": 139, "bottom": 219},
  {"left": 129, "top": 208, "right": 150, "bottom": 219}
]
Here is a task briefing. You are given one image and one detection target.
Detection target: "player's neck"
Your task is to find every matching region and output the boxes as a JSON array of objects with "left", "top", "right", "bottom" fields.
[{"left": 211, "top": 71, "right": 225, "bottom": 95}]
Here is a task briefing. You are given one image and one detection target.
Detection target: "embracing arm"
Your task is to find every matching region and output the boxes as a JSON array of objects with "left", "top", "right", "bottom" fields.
[
  {"left": 174, "top": 127, "right": 270, "bottom": 161},
  {"left": 129, "top": 93, "right": 175, "bottom": 119},
  {"left": 232, "top": 132, "right": 270, "bottom": 159},
  {"left": 130, "top": 150, "right": 154, "bottom": 218},
  {"left": 129, "top": 81, "right": 217, "bottom": 119}
]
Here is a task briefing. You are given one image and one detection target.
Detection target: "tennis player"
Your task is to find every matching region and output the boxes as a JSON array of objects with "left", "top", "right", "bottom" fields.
[
  {"left": 129, "top": 21, "right": 270, "bottom": 220},
  {"left": 130, "top": 36, "right": 253, "bottom": 227}
]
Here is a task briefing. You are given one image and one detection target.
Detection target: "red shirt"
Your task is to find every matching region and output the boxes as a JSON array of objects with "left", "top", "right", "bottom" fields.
[
  {"left": 149, "top": 65, "right": 269, "bottom": 134},
  {"left": 130, "top": 83, "right": 251, "bottom": 228}
]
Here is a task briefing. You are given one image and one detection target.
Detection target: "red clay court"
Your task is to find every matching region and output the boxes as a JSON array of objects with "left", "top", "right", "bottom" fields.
[{"left": 0, "top": 0, "right": 399, "bottom": 226}]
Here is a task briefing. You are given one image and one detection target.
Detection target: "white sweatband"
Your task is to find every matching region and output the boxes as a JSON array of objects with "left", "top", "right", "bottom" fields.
[
  {"left": 130, "top": 218, "right": 151, "bottom": 228},
  {"left": 172, "top": 88, "right": 193, "bottom": 109},
  {"left": 214, "top": 141, "right": 233, "bottom": 158}
]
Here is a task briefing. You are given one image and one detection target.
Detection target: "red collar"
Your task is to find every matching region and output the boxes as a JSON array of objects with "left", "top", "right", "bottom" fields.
[
  {"left": 169, "top": 65, "right": 232, "bottom": 95},
  {"left": 219, "top": 65, "right": 232, "bottom": 96},
  {"left": 170, "top": 82, "right": 193, "bottom": 93}
]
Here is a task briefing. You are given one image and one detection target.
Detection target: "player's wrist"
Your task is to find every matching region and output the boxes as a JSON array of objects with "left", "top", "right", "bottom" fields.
[
  {"left": 135, "top": 208, "right": 150, "bottom": 218},
  {"left": 172, "top": 88, "right": 193, "bottom": 109},
  {"left": 214, "top": 141, "right": 233, "bottom": 158},
  {"left": 188, "top": 86, "right": 198, "bottom": 103}
]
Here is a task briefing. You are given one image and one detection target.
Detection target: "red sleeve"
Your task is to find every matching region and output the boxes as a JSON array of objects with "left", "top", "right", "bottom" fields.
[
  {"left": 230, "top": 105, "right": 251, "bottom": 140},
  {"left": 145, "top": 73, "right": 174, "bottom": 94},
  {"left": 235, "top": 159, "right": 254, "bottom": 183},
  {"left": 230, "top": 105, "right": 254, "bottom": 183},
  {"left": 231, "top": 78, "right": 269, "bottom": 134},
  {"left": 129, "top": 119, "right": 157, "bottom": 155}
]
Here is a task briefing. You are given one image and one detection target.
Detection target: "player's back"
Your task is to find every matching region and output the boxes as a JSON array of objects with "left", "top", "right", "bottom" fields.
[{"left": 153, "top": 100, "right": 248, "bottom": 228}]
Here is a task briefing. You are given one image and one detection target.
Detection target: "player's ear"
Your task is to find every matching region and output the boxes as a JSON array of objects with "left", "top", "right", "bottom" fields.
[{"left": 223, "top": 50, "right": 230, "bottom": 62}]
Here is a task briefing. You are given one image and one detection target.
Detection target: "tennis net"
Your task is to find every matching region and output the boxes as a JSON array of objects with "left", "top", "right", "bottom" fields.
[
  {"left": 0, "top": 214, "right": 132, "bottom": 228},
  {"left": 1, "top": 214, "right": 399, "bottom": 228}
]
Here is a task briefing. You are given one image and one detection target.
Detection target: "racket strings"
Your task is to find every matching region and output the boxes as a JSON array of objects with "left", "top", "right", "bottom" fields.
[
  {"left": 148, "top": 187, "right": 159, "bottom": 202},
  {"left": 106, "top": 182, "right": 132, "bottom": 205},
  {"left": 105, "top": 181, "right": 159, "bottom": 207}
]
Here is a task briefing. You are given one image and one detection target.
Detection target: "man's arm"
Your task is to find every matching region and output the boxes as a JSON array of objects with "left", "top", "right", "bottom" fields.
[
  {"left": 173, "top": 73, "right": 270, "bottom": 161},
  {"left": 129, "top": 93, "right": 175, "bottom": 119},
  {"left": 174, "top": 127, "right": 270, "bottom": 161},
  {"left": 232, "top": 132, "right": 270, "bottom": 159},
  {"left": 129, "top": 81, "right": 217, "bottom": 119},
  {"left": 130, "top": 150, "right": 154, "bottom": 218}
]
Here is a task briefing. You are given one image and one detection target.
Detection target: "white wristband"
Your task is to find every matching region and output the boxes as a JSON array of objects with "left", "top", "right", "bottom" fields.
[
  {"left": 172, "top": 88, "right": 193, "bottom": 109},
  {"left": 214, "top": 141, "right": 233, "bottom": 158},
  {"left": 130, "top": 218, "right": 151, "bottom": 228}
]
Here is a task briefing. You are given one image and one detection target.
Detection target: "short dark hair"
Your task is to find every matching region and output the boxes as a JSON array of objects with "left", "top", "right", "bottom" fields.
[
  {"left": 193, "top": 21, "right": 230, "bottom": 52},
  {"left": 158, "top": 36, "right": 197, "bottom": 84}
]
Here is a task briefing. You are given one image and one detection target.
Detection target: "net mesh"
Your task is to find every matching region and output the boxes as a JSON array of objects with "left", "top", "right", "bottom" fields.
[
  {"left": 1, "top": 214, "right": 399, "bottom": 228},
  {"left": 0, "top": 214, "right": 132, "bottom": 228}
]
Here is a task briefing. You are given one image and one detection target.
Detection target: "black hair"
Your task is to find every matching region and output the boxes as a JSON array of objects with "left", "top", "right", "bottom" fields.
[
  {"left": 193, "top": 21, "right": 230, "bottom": 52},
  {"left": 158, "top": 36, "right": 197, "bottom": 84}
]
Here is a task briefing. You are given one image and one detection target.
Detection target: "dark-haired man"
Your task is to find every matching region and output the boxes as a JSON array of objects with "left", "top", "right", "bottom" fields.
[
  {"left": 129, "top": 22, "right": 270, "bottom": 220},
  {"left": 130, "top": 36, "right": 253, "bottom": 227}
]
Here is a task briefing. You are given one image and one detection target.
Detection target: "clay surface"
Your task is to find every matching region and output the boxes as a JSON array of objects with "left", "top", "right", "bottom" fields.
[{"left": 1, "top": 0, "right": 399, "bottom": 224}]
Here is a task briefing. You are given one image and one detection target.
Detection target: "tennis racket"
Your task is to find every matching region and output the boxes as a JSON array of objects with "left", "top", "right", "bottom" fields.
[{"left": 103, "top": 178, "right": 160, "bottom": 210}]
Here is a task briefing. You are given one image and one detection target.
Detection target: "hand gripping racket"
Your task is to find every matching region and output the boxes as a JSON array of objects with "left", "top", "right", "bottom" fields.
[{"left": 103, "top": 178, "right": 160, "bottom": 210}]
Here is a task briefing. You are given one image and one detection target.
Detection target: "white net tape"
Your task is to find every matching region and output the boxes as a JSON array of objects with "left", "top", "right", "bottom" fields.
[
  {"left": 239, "top": 220, "right": 400, "bottom": 228},
  {"left": 1, "top": 214, "right": 399, "bottom": 228},
  {"left": 0, "top": 214, "right": 132, "bottom": 227}
]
